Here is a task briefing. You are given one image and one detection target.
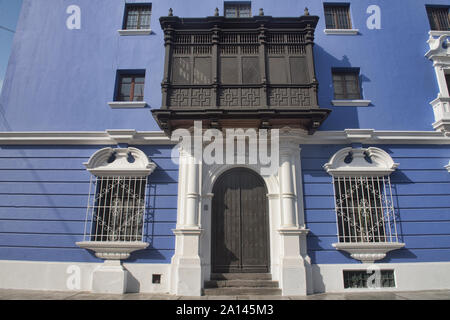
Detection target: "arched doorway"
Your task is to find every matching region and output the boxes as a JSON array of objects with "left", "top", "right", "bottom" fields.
[{"left": 211, "top": 168, "right": 270, "bottom": 273}]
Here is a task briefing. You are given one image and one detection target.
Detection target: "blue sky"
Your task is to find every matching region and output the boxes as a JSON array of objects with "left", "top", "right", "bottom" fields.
[{"left": 0, "top": 0, "right": 23, "bottom": 92}]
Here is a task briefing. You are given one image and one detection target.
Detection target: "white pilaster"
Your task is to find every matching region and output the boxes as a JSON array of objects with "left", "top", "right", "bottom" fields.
[
  {"left": 170, "top": 148, "right": 203, "bottom": 296},
  {"left": 277, "top": 135, "right": 312, "bottom": 296}
]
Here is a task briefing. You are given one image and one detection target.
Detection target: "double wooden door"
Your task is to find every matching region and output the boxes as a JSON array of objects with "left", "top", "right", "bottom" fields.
[{"left": 211, "top": 168, "right": 269, "bottom": 273}]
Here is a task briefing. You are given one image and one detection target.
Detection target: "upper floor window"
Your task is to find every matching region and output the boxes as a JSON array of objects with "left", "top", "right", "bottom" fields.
[
  {"left": 426, "top": 6, "right": 450, "bottom": 31},
  {"left": 332, "top": 69, "right": 361, "bottom": 100},
  {"left": 116, "top": 72, "right": 145, "bottom": 102},
  {"left": 224, "top": 1, "right": 251, "bottom": 18},
  {"left": 324, "top": 3, "right": 352, "bottom": 29},
  {"left": 124, "top": 3, "right": 152, "bottom": 30}
]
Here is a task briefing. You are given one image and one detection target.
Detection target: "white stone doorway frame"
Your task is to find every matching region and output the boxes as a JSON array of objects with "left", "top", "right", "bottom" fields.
[{"left": 169, "top": 130, "right": 313, "bottom": 296}]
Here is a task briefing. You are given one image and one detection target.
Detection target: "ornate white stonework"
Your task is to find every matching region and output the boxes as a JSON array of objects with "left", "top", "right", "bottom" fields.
[
  {"left": 76, "top": 241, "right": 149, "bottom": 260},
  {"left": 84, "top": 147, "right": 157, "bottom": 177},
  {"left": 426, "top": 32, "right": 450, "bottom": 132},
  {"left": 324, "top": 147, "right": 399, "bottom": 176}
]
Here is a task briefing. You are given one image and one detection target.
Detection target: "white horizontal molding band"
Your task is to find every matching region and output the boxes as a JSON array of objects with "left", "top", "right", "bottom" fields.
[
  {"left": 324, "top": 29, "right": 359, "bottom": 35},
  {"left": 108, "top": 101, "right": 148, "bottom": 109},
  {"left": 117, "top": 29, "right": 152, "bottom": 36},
  {"left": 0, "top": 129, "right": 449, "bottom": 145},
  {"left": 332, "top": 100, "right": 372, "bottom": 107}
]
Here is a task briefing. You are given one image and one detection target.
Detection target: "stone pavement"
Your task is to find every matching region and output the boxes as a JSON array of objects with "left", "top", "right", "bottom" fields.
[{"left": 0, "top": 289, "right": 449, "bottom": 300}]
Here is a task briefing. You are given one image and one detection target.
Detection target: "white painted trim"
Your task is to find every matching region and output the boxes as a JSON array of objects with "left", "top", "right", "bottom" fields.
[
  {"left": 108, "top": 101, "right": 147, "bottom": 109},
  {"left": 445, "top": 161, "right": 450, "bottom": 172},
  {"left": 332, "top": 100, "right": 372, "bottom": 107},
  {"left": 324, "top": 29, "right": 359, "bottom": 35},
  {"left": 312, "top": 262, "right": 450, "bottom": 294},
  {"left": 0, "top": 130, "right": 449, "bottom": 146},
  {"left": 118, "top": 29, "right": 152, "bottom": 36}
]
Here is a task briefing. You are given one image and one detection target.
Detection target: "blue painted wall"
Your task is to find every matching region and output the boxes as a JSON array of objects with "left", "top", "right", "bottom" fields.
[
  {"left": 0, "top": 145, "right": 178, "bottom": 263},
  {"left": 302, "top": 144, "right": 450, "bottom": 264},
  {"left": 0, "top": 0, "right": 447, "bottom": 131}
]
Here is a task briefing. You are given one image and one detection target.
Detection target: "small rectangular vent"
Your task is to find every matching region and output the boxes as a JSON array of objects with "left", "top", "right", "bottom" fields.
[{"left": 343, "top": 270, "right": 395, "bottom": 289}]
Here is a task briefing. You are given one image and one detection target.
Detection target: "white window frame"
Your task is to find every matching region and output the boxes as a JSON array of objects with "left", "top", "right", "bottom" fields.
[
  {"left": 76, "top": 147, "right": 157, "bottom": 261},
  {"left": 324, "top": 147, "right": 405, "bottom": 263}
]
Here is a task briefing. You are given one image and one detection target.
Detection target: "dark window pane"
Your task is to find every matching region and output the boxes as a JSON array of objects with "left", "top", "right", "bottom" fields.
[
  {"left": 446, "top": 74, "right": 450, "bottom": 94},
  {"left": 324, "top": 5, "right": 351, "bottom": 29},
  {"left": 427, "top": 7, "right": 450, "bottom": 31},
  {"left": 225, "top": 3, "right": 251, "bottom": 18},
  {"left": 242, "top": 57, "right": 260, "bottom": 84},
  {"left": 117, "top": 74, "right": 145, "bottom": 101},
  {"left": 133, "top": 83, "right": 145, "bottom": 101},
  {"left": 332, "top": 70, "right": 361, "bottom": 100},
  {"left": 125, "top": 5, "right": 152, "bottom": 30}
]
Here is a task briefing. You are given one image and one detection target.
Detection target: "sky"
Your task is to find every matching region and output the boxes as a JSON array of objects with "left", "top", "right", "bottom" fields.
[{"left": 0, "top": 0, "right": 23, "bottom": 93}]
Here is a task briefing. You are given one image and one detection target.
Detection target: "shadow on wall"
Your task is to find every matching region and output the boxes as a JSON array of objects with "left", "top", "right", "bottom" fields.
[{"left": 314, "top": 45, "right": 373, "bottom": 130}]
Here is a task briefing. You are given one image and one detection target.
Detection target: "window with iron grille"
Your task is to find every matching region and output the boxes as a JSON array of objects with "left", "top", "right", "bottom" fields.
[
  {"left": 124, "top": 4, "right": 152, "bottom": 30},
  {"left": 86, "top": 176, "right": 147, "bottom": 242},
  {"left": 343, "top": 270, "right": 396, "bottom": 289},
  {"left": 333, "top": 176, "right": 399, "bottom": 244},
  {"left": 224, "top": 1, "right": 252, "bottom": 18},
  {"left": 116, "top": 73, "right": 145, "bottom": 102},
  {"left": 426, "top": 6, "right": 450, "bottom": 31},
  {"left": 332, "top": 69, "right": 362, "bottom": 100},
  {"left": 324, "top": 3, "right": 352, "bottom": 29}
]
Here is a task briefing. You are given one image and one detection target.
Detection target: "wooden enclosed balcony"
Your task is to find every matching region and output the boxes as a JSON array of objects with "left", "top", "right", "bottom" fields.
[{"left": 152, "top": 9, "right": 331, "bottom": 133}]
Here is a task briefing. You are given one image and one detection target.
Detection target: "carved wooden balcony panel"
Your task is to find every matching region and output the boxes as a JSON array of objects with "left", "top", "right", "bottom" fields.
[{"left": 152, "top": 13, "right": 331, "bottom": 133}]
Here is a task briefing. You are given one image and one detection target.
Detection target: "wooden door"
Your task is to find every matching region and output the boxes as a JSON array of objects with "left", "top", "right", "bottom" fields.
[{"left": 212, "top": 168, "right": 269, "bottom": 273}]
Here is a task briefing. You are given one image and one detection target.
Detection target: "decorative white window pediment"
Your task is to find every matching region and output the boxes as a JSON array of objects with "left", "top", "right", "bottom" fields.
[
  {"left": 323, "top": 147, "right": 399, "bottom": 177},
  {"left": 324, "top": 147, "right": 404, "bottom": 263},
  {"left": 83, "top": 147, "right": 157, "bottom": 177}
]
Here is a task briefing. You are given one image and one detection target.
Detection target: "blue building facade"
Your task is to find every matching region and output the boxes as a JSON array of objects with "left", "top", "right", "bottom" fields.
[{"left": 0, "top": 0, "right": 449, "bottom": 295}]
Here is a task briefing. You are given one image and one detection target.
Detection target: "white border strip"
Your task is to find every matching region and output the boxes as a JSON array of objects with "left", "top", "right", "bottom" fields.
[{"left": 0, "top": 129, "right": 449, "bottom": 145}]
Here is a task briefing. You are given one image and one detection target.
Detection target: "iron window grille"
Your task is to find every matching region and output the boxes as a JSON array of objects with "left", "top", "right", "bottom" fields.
[
  {"left": 332, "top": 69, "right": 362, "bottom": 100},
  {"left": 83, "top": 176, "right": 147, "bottom": 242},
  {"left": 116, "top": 73, "right": 145, "bottom": 102},
  {"left": 333, "top": 175, "right": 399, "bottom": 243},
  {"left": 426, "top": 6, "right": 450, "bottom": 31},
  {"left": 343, "top": 270, "right": 396, "bottom": 288},
  {"left": 224, "top": 2, "right": 252, "bottom": 18},
  {"left": 324, "top": 3, "right": 352, "bottom": 29},
  {"left": 124, "top": 4, "right": 152, "bottom": 30}
]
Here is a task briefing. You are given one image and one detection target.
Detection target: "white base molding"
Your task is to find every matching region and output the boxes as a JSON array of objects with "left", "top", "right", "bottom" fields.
[
  {"left": 332, "top": 242, "right": 405, "bottom": 263},
  {"left": 91, "top": 260, "right": 128, "bottom": 294}
]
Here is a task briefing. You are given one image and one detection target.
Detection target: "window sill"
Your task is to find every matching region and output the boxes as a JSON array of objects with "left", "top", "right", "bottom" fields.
[
  {"left": 324, "top": 29, "right": 359, "bottom": 35},
  {"left": 333, "top": 242, "right": 405, "bottom": 264},
  {"left": 429, "top": 30, "right": 450, "bottom": 37},
  {"left": 108, "top": 101, "right": 147, "bottom": 109},
  {"left": 76, "top": 241, "right": 149, "bottom": 260},
  {"left": 332, "top": 100, "right": 371, "bottom": 107},
  {"left": 118, "top": 29, "right": 152, "bottom": 36}
]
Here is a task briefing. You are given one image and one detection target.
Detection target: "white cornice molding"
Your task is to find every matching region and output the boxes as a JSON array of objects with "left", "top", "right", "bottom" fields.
[
  {"left": 324, "top": 29, "right": 359, "bottom": 35},
  {"left": 324, "top": 147, "right": 399, "bottom": 177},
  {"left": 332, "top": 100, "right": 372, "bottom": 107},
  {"left": 426, "top": 33, "right": 450, "bottom": 60},
  {"left": 108, "top": 101, "right": 147, "bottom": 109},
  {"left": 84, "top": 147, "right": 157, "bottom": 177},
  {"left": 117, "top": 29, "right": 152, "bottom": 36},
  {"left": 0, "top": 130, "right": 449, "bottom": 145}
]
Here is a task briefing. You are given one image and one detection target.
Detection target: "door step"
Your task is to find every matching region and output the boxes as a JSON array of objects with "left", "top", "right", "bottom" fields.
[{"left": 204, "top": 274, "right": 281, "bottom": 296}]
